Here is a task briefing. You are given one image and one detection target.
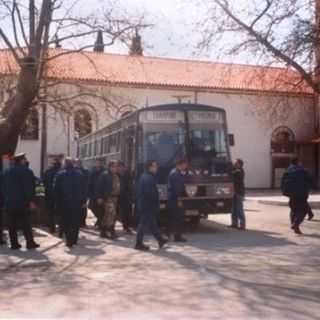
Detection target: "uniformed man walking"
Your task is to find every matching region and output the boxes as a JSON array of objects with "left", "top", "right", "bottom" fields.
[
  {"left": 281, "top": 158, "right": 312, "bottom": 235},
  {"left": 54, "top": 158, "right": 87, "bottom": 248},
  {"left": 117, "top": 161, "right": 133, "bottom": 233},
  {"left": 75, "top": 159, "right": 89, "bottom": 227},
  {"left": 3, "top": 153, "right": 40, "bottom": 250},
  {"left": 135, "top": 160, "right": 167, "bottom": 251},
  {"left": 167, "top": 159, "right": 188, "bottom": 242},
  {"left": 96, "top": 161, "right": 120, "bottom": 239},
  {"left": 0, "top": 170, "right": 5, "bottom": 245},
  {"left": 43, "top": 158, "right": 62, "bottom": 234},
  {"left": 88, "top": 158, "right": 105, "bottom": 228}
]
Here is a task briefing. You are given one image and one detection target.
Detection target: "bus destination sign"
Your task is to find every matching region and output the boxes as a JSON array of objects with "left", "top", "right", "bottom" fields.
[
  {"left": 141, "top": 110, "right": 184, "bottom": 122},
  {"left": 189, "top": 111, "right": 223, "bottom": 124}
]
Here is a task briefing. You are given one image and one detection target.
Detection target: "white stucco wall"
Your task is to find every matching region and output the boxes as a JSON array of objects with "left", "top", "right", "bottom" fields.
[{"left": 14, "top": 83, "right": 315, "bottom": 188}]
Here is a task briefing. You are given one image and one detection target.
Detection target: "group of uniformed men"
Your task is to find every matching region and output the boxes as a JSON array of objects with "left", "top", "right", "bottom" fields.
[{"left": 0, "top": 153, "right": 188, "bottom": 251}]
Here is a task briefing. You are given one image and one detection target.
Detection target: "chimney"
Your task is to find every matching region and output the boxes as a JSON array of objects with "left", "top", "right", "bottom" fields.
[
  {"left": 94, "top": 30, "right": 105, "bottom": 53},
  {"left": 129, "top": 28, "right": 143, "bottom": 56}
]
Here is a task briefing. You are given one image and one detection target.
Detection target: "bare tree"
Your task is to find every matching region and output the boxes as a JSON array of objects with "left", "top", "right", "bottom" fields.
[
  {"left": 0, "top": 0, "right": 148, "bottom": 156},
  {"left": 193, "top": 0, "right": 318, "bottom": 92}
]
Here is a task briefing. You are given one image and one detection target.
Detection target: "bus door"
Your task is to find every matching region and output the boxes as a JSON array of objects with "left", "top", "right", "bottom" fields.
[{"left": 124, "top": 126, "right": 136, "bottom": 172}]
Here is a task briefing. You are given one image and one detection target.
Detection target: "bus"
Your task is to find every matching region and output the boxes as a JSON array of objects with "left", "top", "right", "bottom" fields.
[{"left": 78, "top": 103, "right": 234, "bottom": 225}]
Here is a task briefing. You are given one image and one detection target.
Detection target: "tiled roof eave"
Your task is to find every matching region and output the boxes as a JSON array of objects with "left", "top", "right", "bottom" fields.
[
  {"left": 0, "top": 71, "right": 314, "bottom": 97},
  {"left": 47, "top": 75, "right": 314, "bottom": 97}
]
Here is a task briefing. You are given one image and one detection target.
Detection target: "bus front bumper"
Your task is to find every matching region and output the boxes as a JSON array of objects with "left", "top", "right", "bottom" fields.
[{"left": 160, "top": 197, "right": 232, "bottom": 215}]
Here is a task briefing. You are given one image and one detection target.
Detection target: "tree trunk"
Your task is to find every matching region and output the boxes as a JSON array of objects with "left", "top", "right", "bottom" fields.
[{"left": 0, "top": 57, "right": 38, "bottom": 156}]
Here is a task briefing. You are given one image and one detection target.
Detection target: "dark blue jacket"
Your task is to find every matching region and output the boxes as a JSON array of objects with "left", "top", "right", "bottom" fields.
[
  {"left": 95, "top": 170, "right": 113, "bottom": 200},
  {"left": 167, "top": 168, "right": 186, "bottom": 205},
  {"left": 76, "top": 167, "right": 89, "bottom": 199},
  {"left": 281, "top": 165, "right": 312, "bottom": 198},
  {"left": 43, "top": 165, "right": 61, "bottom": 203},
  {"left": 54, "top": 167, "right": 87, "bottom": 211},
  {"left": 0, "top": 172, "right": 4, "bottom": 209},
  {"left": 3, "top": 164, "right": 36, "bottom": 210},
  {"left": 137, "top": 172, "right": 159, "bottom": 216},
  {"left": 88, "top": 166, "right": 104, "bottom": 200}
]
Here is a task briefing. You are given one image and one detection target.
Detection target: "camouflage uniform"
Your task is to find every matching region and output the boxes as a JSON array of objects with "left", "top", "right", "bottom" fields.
[{"left": 101, "top": 174, "right": 120, "bottom": 230}]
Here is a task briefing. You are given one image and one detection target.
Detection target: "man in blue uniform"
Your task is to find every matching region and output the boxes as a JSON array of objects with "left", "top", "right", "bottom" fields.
[
  {"left": 54, "top": 158, "right": 87, "bottom": 248},
  {"left": 281, "top": 158, "right": 312, "bottom": 235},
  {"left": 167, "top": 159, "right": 188, "bottom": 242},
  {"left": 43, "top": 158, "right": 62, "bottom": 234},
  {"left": 3, "top": 153, "right": 39, "bottom": 250},
  {"left": 0, "top": 170, "right": 5, "bottom": 245},
  {"left": 117, "top": 161, "right": 133, "bottom": 234},
  {"left": 135, "top": 160, "right": 167, "bottom": 251},
  {"left": 88, "top": 158, "right": 105, "bottom": 229},
  {"left": 75, "top": 159, "right": 89, "bottom": 227}
]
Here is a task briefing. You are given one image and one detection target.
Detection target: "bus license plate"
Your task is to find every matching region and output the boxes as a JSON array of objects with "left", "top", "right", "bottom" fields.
[
  {"left": 186, "top": 210, "right": 198, "bottom": 216},
  {"left": 216, "top": 201, "right": 224, "bottom": 208}
]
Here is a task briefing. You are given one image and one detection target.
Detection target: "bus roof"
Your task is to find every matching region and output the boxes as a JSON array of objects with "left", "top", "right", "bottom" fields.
[{"left": 79, "top": 103, "right": 226, "bottom": 142}]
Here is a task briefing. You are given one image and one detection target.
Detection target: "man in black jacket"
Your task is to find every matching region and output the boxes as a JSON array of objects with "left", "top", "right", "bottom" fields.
[
  {"left": 0, "top": 170, "right": 5, "bottom": 245},
  {"left": 54, "top": 158, "right": 87, "bottom": 248},
  {"left": 281, "top": 158, "right": 312, "bottom": 234},
  {"left": 75, "top": 159, "right": 89, "bottom": 227},
  {"left": 43, "top": 158, "right": 61, "bottom": 234},
  {"left": 96, "top": 161, "right": 120, "bottom": 239},
  {"left": 135, "top": 160, "right": 167, "bottom": 251},
  {"left": 230, "top": 159, "right": 246, "bottom": 230},
  {"left": 167, "top": 159, "right": 188, "bottom": 242},
  {"left": 88, "top": 158, "right": 105, "bottom": 228},
  {"left": 117, "top": 161, "right": 133, "bottom": 233},
  {"left": 3, "top": 153, "right": 40, "bottom": 250}
]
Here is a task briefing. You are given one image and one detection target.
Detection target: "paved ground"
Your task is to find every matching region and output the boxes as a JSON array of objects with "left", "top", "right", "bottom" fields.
[
  {"left": 247, "top": 191, "right": 320, "bottom": 208},
  {"left": 0, "top": 201, "right": 320, "bottom": 320}
]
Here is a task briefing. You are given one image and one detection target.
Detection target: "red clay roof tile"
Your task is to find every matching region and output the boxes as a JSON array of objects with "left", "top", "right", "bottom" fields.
[{"left": 0, "top": 48, "right": 313, "bottom": 95}]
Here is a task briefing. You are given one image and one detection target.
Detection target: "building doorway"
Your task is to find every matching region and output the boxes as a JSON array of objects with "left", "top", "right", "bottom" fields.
[{"left": 271, "top": 126, "right": 296, "bottom": 188}]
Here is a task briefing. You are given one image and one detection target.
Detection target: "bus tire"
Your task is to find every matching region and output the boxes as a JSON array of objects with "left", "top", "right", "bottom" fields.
[{"left": 188, "top": 216, "right": 201, "bottom": 227}]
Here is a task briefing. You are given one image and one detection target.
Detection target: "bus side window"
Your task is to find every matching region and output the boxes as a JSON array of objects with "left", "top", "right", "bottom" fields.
[{"left": 124, "top": 126, "right": 135, "bottom": 171}]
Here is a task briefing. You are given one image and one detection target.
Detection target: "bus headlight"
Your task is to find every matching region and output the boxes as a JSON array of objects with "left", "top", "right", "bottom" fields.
[
  {"left": 186, "top": 184, "right": 198, "bottom": 197},
  {"left": 215, "top": 185, "right": 233, "bottom": 196}
]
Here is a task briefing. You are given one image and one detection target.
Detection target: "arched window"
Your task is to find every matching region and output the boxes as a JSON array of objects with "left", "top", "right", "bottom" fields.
[
  {"left": 271, "top": 126, "right": 295, "bottom": 154},
  {"left": 74, "top": 109, "right": 92, "bottom": 138},
  {"left": 21, "top": 108, "right": 39, "bottom": 140}
]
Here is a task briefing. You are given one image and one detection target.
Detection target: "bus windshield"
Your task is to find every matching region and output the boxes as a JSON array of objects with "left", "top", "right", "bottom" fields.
[
  {"left": 189, "top": 111, "right": 227, "bottom": 158},
  {"left": 140, "top": 110, "right": 186, "bottom": 166},
  {"left": 188, "top": 111, "right": 229, "bottom": 174}
]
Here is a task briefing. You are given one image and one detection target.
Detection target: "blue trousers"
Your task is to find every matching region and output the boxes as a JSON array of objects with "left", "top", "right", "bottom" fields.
[
  {"left": 231, "top": 194, "right": 246, "bottom": 228},
  {"left": 136, "top": 211, "right": 162, "bottom": 244}
]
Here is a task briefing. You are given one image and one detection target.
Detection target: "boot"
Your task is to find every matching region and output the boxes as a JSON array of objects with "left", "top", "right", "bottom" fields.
[
  {"left": 27, "top": 241, "right": 40, "bottom": 250},
  {"left": 100, "top": 228, "right": 108, "bottom": 239},
  {"left": 110, "top": 229, "right": 118, "bottom": 240},
  {"left": 158, "top": 238, "right": 168, "bottom": 249},
  {"left": 0, "top": 234, "right": 6, "bottom": 246},
  {"left": 11, "top": 243, "right": 22, "bottom": 250},
  {"left": 293, "top": 225, "right": 303, "bottom": 235},
  {"left": 135, "top": 243, "right": 150, "bottom": 251},
  {"left": 174, "top": 235, "right": 187, "bottom": 243},
  {"left": 308, "top": 213, "right": 314, "bottom": 221}
]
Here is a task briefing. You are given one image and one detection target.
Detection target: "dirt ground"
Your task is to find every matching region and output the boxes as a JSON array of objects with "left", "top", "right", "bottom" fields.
[{"left": 0, "top": 200, "right": 319, "bottom": 320}]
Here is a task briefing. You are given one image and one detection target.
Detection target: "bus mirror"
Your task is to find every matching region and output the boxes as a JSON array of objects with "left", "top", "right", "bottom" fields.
[{"left": 229, "top": 134, "right": 235, "bottom": 146}]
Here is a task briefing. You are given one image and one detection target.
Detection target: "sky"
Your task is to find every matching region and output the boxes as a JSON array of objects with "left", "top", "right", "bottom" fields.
[
  {"left": 66, "top": 0, "right": 214, "bottom": 61},
  {"left": 0, "top": 0, "right": 290, "bottom": 65}
]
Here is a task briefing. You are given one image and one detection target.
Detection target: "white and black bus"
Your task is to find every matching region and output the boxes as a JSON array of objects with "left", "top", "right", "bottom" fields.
[{"left": 78, "top": 103, "right": 234, "bottom": 224}]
